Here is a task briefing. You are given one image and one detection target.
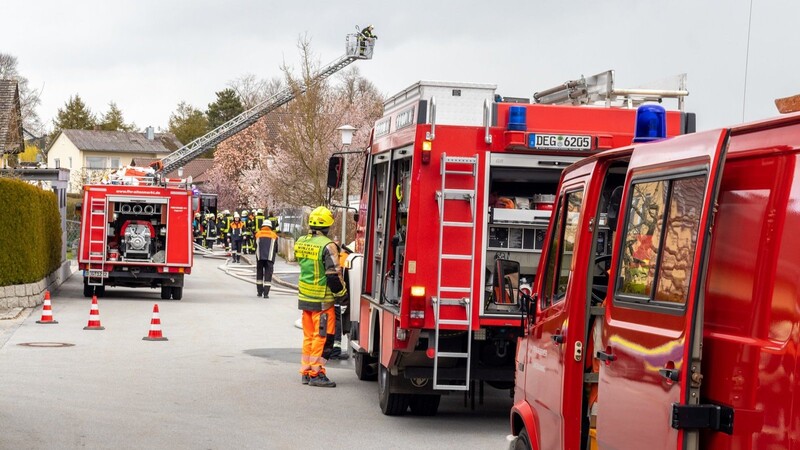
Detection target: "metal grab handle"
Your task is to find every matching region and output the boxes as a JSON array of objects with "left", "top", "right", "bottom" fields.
[
  {"left": 426, "top": 96, "right": 436, "bottom": 141},
  {"left": 596, "top": 350, "right": 616, "bottom": 362},
  {"left": 483, "top": 99, "right": 492, "bottom": 144},
  {"left": 659, "top": 368, "right": 679, "bottom": 382}
]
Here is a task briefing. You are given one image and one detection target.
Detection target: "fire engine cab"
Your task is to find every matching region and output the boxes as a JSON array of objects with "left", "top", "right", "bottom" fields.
[
  {"left": 509, "top": 101, "right": 800, "bottom": 448},
  {"left": 345, "top": 71, "right": 693, "bottom": 416}
]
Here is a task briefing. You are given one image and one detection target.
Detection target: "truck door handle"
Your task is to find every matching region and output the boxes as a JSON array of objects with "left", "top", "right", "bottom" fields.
[
  {"left": 659, "top": 368, "right": 679, "bottom": 382},
  {"left": 551, "top": 334, "right": 565, "bottom": 344},
  {"left": 596, "top": 350, "right": 616, "bottom": 363}
]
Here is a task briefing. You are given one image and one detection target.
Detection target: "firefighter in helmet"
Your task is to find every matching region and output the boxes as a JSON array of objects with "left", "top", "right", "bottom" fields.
[
  {"left": 204, "top": 213, "right": 218, "bottom": 249},
  {"left": 255, "top": 219, "right": 278, "bottom": 298},
  {"left": 229, "top": 213, "right": 244, "bottom": 263},
  {"left": 294, "top": 206, "right": 346, "bottom": 387},
  {"left": 193, "top": 212, "right": 204, "bottom": 246},
  {"left": 358, "top": 25, "right": 377, "bottom": 56}
]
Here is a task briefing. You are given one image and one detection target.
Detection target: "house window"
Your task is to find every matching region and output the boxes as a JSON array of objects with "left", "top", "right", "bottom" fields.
[
  {"left": 68, "top": 157, "right": 73, "bottom": 168},
  {"left": 86, "top": 156, "right": 106, "bottom": 169},
  {"left": 110, "top": 157, "right": 120, "bottom": 169},
  {"left": 54, "top": 158, "right": 61, "bottom": 168}
]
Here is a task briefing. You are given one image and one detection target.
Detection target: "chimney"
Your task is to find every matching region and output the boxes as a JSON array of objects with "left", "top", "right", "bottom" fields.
[{"left": 145, "top": 126, "right": 155, "bottom": 140}]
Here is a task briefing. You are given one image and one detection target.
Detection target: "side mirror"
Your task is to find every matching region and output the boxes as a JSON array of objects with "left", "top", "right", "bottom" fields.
[
  {"left": 493, "top": 259, "right": 520, "bottom": 305},
  {"left": 353, "top": 212, "right": 360, "bottom": 223},
  {"left": 327, "top": 156, "right": 344, "bottom": 189},
  {"left": 75, "top": 202, "right": 82, "bottom": 214}
]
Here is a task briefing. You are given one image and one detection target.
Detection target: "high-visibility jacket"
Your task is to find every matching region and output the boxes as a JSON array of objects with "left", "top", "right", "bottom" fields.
[
  {"left": 255, "top": 227, "right": 278, "bottom": 262},
  {"left": 294, "top": 233, "right": 345, "bottom": 311},
  {"left": 229, "top": 221, "right": 244, "bottom": 239},
  {"left": 254, "top": 214, "right": 265, "bottom": 230},
  {"left": 222, "top": 215, "right": 232, "bottom": 233}
]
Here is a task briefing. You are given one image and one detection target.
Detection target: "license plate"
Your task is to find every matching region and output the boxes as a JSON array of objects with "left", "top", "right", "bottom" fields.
[
  {"left": 86, "top": 270, "right": 109, "bottom": 278},
  {"left": 528, "top": 133, "right": 593, "bottom": 151}
]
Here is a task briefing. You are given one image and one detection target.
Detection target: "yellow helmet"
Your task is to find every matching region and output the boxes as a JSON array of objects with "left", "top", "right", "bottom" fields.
[{"left": 308, "top": 206, "right": 334, "bottom": 228}]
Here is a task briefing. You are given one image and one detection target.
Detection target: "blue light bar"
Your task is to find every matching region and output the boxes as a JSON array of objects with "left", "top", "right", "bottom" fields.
[
  {"left": 633, "top": 104, "right": 666, "bottom": 143},
  {"left": 507, "top": 106, "right": 527, "bottom": 131}
]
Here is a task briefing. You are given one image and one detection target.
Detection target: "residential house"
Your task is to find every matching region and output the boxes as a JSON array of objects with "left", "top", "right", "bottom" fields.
[
  {"left": 46, "top": 127, "right": 183, "bottom": 192},
  {"left": 0, "top": 80, "right": 24, "bottom": 168}
]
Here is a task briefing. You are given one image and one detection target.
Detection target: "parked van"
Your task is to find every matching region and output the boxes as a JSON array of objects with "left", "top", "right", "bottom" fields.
[{"left": 510, "top": 110, "right": 800, "bottom": 449}]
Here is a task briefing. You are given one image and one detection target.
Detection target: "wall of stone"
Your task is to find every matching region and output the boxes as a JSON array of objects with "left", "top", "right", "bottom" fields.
[{"left": 0, "top": 261, "right": 74, "bottom": 308}]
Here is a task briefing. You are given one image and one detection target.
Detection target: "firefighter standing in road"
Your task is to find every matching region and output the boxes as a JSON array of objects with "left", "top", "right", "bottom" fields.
[
  {"left": 229, "top": 213, "right": 244, "bottom": 263},
  {"left": 255, "top": 220, "right": 278, "bottom": 298},
  {"left": 193, "top": 213, "right": 204, "bottom": 246},
  {"left": 294, "top": 206, "right": 346, "bottom": 388},
  {"left": 267, "top": 211, "right": 280, "bottom": 232},
  {"left": 241, "top": 210, "right": 253, "bottom": 254},
  {"left": 254, "top": 209, "right": 266, "bottom": 230},
  {"left": 204, "top": 213, "right": 218, "bottom": 249}
]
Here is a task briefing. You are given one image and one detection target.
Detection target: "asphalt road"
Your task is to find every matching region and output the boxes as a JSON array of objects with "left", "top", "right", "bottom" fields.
[{"left": 0, "top": 255, "right": 511, "bottom": 449}]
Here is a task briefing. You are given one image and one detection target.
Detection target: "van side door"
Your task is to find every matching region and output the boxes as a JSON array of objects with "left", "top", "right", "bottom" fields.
[{"left": 596, "top": 129, "right": 729, "bottom": 450}]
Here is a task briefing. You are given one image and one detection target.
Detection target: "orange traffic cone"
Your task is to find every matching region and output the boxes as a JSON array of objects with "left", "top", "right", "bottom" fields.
[
  {"left": 83, "top": 296, "right": 105, "bottom": 330},
  {"left": 36, "top": 290, "right": 58, "bottom": 324},
  {"left": 143, "top": 304, "right": 168, "bottom": 341}
]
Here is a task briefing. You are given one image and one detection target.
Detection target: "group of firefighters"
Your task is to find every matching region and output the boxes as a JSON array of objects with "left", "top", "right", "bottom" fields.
[{"left": 193, "top": 209, "right": 279, "bottom": 255}]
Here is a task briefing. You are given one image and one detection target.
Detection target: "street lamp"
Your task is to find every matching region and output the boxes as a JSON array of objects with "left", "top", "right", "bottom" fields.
[{"left": 336, "top": 125, "right": 357, "bottom": 245}]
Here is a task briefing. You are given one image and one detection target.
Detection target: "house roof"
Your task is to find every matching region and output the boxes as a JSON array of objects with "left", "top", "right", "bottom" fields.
[
  {"left": 51, "top": 129, "right": 183, "bottom": 154},
  {"left": 0, "top": 80, "right": 24, "bottom": 154},
  {"left": 131, "top": 157, "right": 214, "bottom": 183}
]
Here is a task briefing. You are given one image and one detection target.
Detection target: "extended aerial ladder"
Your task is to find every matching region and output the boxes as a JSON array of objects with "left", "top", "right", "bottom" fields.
[{"left": 154, "top": 32, "right": 375, "bottom": 175}]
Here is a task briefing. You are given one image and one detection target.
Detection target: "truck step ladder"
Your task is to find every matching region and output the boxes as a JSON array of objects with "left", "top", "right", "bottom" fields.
[
  {"left": 433, "top": 153, "right": 479, "bottom": 391},
  {"left": 86, "top": 198, "right": 107, "bottom": 287}
]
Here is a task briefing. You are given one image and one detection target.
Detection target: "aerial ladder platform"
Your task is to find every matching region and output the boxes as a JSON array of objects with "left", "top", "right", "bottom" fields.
[{"left": 154, "top": 32, "right": 375, "bottom": 176}]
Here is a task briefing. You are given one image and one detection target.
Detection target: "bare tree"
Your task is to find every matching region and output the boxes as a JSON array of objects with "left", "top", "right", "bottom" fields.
[
  {"left": 0, "top": 53, "right": 43, "bottom": 135},
  {"left": 228, "top": 73, "right": 285, "bottom": 110}
]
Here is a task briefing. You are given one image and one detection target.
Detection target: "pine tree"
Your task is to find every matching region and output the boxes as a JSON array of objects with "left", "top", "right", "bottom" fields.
[
  {"left": 99, "top": 101, "right": 136, "bottom": 131},
  {"left": 206, "top": 89, "right": 244, "bottom": 130},
  {"left": 168, "top": 101, "right": 208, "bottom": 145},
  {"left": 53, "top": 94, "right": 95, "bottom": 131}
]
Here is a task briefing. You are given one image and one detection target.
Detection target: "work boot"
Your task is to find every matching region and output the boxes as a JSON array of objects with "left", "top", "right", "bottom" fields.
[
  {"left": 308, "top": 373, "right": 336, "bottom": 388},
  {"left": 301, "top": 374, "right": 310, "bottom": 385}
]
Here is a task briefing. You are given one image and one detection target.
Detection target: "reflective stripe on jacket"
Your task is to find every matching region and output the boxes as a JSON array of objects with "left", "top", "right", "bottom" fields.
[{"left": 255, "top": 228, "right": 278, "bottom": 262}]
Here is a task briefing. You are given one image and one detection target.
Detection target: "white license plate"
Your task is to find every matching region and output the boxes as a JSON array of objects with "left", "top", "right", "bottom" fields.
[
  {"left": 86, "top": 270, "right": 109, "bottom": 278},
  {"left": 528, "top": 133, "right": 593, "bottom": 151}
]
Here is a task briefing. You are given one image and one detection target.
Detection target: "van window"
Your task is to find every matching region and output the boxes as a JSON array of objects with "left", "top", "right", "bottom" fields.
[
  {"left": 541, "top": 189, "right": 584, "bottom": 308},
  {"left": 618, "top": 175, "right": 704, "bottom": 305}
]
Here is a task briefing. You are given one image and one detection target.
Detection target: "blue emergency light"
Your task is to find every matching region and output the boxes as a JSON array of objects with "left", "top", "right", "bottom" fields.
[
  {"left": 507, "top": 106, "right": 527, "bottom": 131},
  {"left": 633, "top": 104, "right": 666, "bottom": 143}
]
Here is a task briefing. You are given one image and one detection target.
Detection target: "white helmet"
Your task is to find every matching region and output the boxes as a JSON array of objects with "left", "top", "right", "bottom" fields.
[
  {"left": 256, "top": 208, "right": 263, "bottom": 214},
  {"left": 241, "top": 210, "right": 249, "bottom": 216},
  {"left": 262, "top": 219, "right": 273, "bottom": 229},
  {"left": 234, "top": 212, "right": 240, "bottom": 219},
  {"left": 223, "top": 209, "right": 230, "bottom": 215}
]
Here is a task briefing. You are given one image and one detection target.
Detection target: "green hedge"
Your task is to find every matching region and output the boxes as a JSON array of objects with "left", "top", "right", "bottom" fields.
[{"left": 0, "top": 178, "right": 62, "bottom": 286}]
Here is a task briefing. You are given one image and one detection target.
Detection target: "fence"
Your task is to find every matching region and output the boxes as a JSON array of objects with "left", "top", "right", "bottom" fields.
[{"left": 66, "top": 219, "right": 80, "bottom": 259}]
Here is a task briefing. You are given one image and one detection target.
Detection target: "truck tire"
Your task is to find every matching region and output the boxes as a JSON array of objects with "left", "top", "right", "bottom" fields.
[
  {"left": 171, "top": 286, "right": 183, "bottom": 300},
  {"left": 378, "top": 363, "right": 409, "bottom": 416},
  {"left": 408, "top": 394, "right": 441, "bottom": 416},
  {"left": 514, "top": 428, "right": 532, "bottom": 450},
  {"left": 83, "top": 281, "right": 93, "bottom": 298},
  {"left": 96, "top": 285, "right": 105, "bottom": 297},
  {"left": 160, "top": 286, "right": 171, "bottom": 300},
  {"left": 354, "top": 351, "right": 378, "bottom": 381}
]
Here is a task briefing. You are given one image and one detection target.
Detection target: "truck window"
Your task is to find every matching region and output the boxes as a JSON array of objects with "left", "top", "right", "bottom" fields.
[
  {"left": 541, "top": 189, "right": 584, "bottom": 308},
  {"left": 618, "top": 175, "right": 704, "bottom": 305}
]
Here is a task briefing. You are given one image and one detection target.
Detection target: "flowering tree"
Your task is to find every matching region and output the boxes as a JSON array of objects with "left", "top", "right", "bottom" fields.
[{"left": 207, "top": 36, "right": 384, "bottom": 220}]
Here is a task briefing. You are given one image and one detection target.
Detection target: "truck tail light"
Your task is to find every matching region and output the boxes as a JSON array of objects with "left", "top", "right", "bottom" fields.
[
  {"left": 421, "top": 141, "right": 432, "bottom": 164},
  {"left": 409, "top": 285, "right": 426, "bottom": 328}
]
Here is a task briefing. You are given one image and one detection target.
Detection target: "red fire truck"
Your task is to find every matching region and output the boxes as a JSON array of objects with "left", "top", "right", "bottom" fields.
[
  {"left": 344, "top": 72, "right": 693, "bottom": 416},
  {"left": 78, "top": 178, "right": 194, "bottom": 299},
  {"left": 509, "top": 104, "right": 800, "bottom": 448}
]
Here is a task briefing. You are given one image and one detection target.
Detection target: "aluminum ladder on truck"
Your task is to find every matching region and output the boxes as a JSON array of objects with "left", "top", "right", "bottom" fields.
[
  {"left": 433, "top": 153, "right": 479, "bottom": 391},
  {"left": 86, "top": 198, "right": 108, "bottom": 287}
]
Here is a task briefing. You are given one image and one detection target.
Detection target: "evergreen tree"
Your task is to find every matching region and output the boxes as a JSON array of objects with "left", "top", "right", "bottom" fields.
[
  {"left": 53, "top": 94, "right": 95, "bottom": 132},
  {"left": 206, "top": 89, "right": 244, "bottom": 130},
  {"left": 99, "top": 101, "right": 136, "bottom": 131},
  {"left": 168, "top": 101, "right": 209, "bottom": 145}
]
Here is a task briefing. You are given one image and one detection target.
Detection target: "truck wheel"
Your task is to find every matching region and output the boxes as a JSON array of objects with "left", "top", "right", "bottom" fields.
[
  {"left": 96, "top": 285, "right": 105, "bottom": 297},
  {"left": 160, "top": 286, "right": 171, "bottom": 300},
  {"left": 171, "top": 286, "right": 183, "bottom": 300},
  {"left": 408, "top": 394, "right": 441, "bottom": 416},
  {"left": 354, "top": 351, "right": 378, "bottom": 381},
  {"left": 514, "top": 428, "right": 531, "bottom": 450},
  {"left": 378, "top": 363, "right": 409, "bottom": 416},
  {"left": 83, "top": 281, "right": 93, "bottom": 298}
]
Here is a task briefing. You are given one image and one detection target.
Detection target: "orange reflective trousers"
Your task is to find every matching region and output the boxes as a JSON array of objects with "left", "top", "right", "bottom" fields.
[{"left": 300, "top": 307, "right": 336, "bottom": 376}]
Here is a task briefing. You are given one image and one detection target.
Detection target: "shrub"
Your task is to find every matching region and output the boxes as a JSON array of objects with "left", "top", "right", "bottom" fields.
[{"left": 0, "top": 178, "right": 62, "bottom": 286}]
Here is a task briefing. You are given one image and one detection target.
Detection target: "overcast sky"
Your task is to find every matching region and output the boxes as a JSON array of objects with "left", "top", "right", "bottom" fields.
[{"left": 4, "top": 0, "right": 798, "bottom": 134}]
